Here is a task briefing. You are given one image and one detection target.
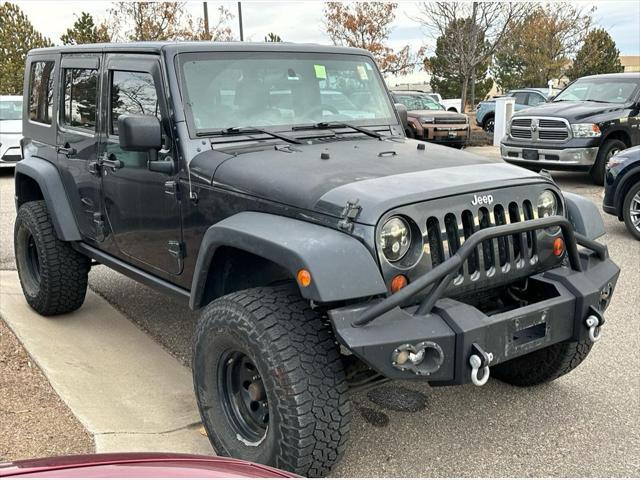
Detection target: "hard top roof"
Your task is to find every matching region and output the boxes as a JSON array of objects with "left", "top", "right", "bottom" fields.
[{"left": 28, "top": 41, "right": 372, "bottom": 57}]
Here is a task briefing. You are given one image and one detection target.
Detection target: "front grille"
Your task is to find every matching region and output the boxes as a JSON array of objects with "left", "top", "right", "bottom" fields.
[
  {"left": 434, "top": 116, "right": 467, "bottom": 125},
  {"left": 424, "top": 200, "right": 538, "bottom": 284},
  {"left": 509, "top": 117, "right": 570, "bottom": 142}
]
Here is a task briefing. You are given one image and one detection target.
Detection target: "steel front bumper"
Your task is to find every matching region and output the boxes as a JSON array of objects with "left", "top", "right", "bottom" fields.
[
  {"left": 501, "top": 143, "right": 598, "bottom": 170},
  {"left": 328, "top": 216, "right": 619, "bottom": 386}
]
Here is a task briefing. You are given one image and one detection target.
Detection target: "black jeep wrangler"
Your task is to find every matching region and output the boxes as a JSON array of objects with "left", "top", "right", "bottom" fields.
[
  {"left": 15, "top": 43, "right": 619, "bottom": 476},
  {"left": 501, "top": 73, "right": 640, "bottom": 184}
]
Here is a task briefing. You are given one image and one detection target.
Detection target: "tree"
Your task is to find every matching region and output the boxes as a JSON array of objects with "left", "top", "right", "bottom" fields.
[
  {"left": 323, "top": 2, "right": 415, "bottom": 75},
  {"left": 415, "top": 2, "right": 528, "bottom": 110},
  {"left": 426, "top": 18, "right": 493, "bottom": 104},
  {"left": 567, "top": 28, "right": 624, "bottom": 80},
  {"left": 61, "top": 12, "right": 111, "bottom": 45},
  {"left": 107, "top": 2, "right": 232, "bottom": 41},
  {"left": 264, "top": 32, "right": 282, "bottom": 42},
  {"left": 0, "top": 2, "right": 53, "bottom": 95},
  {"left": 492, "top": 3, "right": 593, "bottom": 90}
]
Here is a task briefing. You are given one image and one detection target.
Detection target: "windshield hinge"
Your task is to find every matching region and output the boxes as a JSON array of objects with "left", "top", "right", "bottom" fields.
[
  {"left": 338, "top": 199, "right": 361, "bottom": 232},
  {"left": 168, "top": 240, "right": 185, "bottom": 259}
]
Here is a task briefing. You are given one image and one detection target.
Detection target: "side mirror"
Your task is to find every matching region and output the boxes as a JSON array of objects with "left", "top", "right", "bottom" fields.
[
  {"left": 118, "top": 114, "right": 162, "bottom": 152},
  {"left": 394, "top": 103, "right": 409, "bottom": 132}
]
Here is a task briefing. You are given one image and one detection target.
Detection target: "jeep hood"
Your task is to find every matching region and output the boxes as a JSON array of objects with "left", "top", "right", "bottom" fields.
[
  {"left": 513, "top": 101, "right": 628, "bottom": 122},
  {"left": 192, "top": 138, "right": 545, "bottom": 225}
]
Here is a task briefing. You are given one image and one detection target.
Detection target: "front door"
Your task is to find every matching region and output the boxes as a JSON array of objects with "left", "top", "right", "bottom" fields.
[
  {"left": 99, "top": 54, "right": 183, "bottom": 275},
  {"left": 57, "top": 54, "right": 103, "bottom": 240}
]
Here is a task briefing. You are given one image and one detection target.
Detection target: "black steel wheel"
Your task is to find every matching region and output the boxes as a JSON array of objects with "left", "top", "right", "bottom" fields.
[
  {"left": 218, "top": 350, "right": 269, "bottom": 444},
  {"left": 483, "top": 116, "right": 495, "bottom": 132}
]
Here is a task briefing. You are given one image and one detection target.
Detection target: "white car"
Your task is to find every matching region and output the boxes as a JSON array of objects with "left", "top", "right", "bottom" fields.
[
  {"left": 0, "top": 95, "right": 23, "bottom": 168},
  {"left": 427, "top": 93, "right": 462, "bottom": 113}
]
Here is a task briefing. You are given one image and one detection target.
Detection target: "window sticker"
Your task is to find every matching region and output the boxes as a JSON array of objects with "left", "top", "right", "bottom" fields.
[
  {"left": 314, "top": 64, "right": 327, "bottom": 79},
  {"left": 357, "top": 64, "right": 368, "bottom": 80}
]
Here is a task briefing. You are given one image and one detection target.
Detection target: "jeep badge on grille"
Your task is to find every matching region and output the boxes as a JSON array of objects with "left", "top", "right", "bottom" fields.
[{"left": 471, "top": 194, "right": 494, "bottom": 206}]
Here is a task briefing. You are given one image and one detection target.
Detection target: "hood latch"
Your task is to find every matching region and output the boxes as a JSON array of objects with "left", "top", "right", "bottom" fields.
[{"left": 338, "top": 199, "right": 361, "bottom": 232}]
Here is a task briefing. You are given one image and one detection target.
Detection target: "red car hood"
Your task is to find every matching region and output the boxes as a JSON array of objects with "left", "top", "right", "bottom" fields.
[{"left": 0, "top": 453, "right": 296, "bottom": 478}]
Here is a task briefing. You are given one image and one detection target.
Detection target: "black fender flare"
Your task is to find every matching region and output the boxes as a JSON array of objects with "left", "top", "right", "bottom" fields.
[
  {"left": 189, "top": 212, "right": 387, "bottom": 309},
  {"left": 562, "top": 191, "right": 605, "bottom": 240},
  {"left": 15, "top": 157, "right": 81, "bottom": 241}
]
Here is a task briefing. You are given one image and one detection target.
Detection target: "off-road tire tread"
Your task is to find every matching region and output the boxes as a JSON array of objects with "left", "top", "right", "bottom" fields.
[
  {"left": 15, "top": 200, "right": 90, "bottom": 315},
  {"left": 493, "top": 340, "right": 592, "bottom": 387},
  {"left": 194, "top": 285, "right": 350, "bottom": 477}
]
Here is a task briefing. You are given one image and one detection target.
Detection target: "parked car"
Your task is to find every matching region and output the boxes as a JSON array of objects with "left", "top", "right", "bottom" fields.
[
  {"left": 476, "top": 88, "right": 552, "bottom": 132},
  {"left": 426, "top": 92, "right": 462, "bottom": 112},
  {"left": 603, "top": 145, "right": 640, "bottom": 239},
  {"left": 501, "top": 73, "right": 640, "bottom": 184},
  {"left": 0, "top": 453, "right": 295, "bottom": 477},
  {"left": 15, "top": 42, "right": 619, "bottom": 476},
  {"left": 391, "top": 90, "right": 469, "bottom": 148},
  {"left": 0, "top": 95, "right": 23, "bottom": 168}
]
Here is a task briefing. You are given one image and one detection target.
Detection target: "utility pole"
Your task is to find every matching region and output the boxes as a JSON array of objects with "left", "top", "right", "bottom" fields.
[
  {"left": 203, "top": 2, "right": 210, "bottom": 40},
  {"left": 238, "top": 2, "right": 244, "bottom": 41},
  {"left": 469, "top": 1, "right": 479, "bottom": 111}
]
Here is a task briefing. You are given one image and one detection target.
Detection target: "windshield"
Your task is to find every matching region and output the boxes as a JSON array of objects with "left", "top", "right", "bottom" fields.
[
  {"left": 554, "top": 77, "right": 640, "bottom": 104},
  {"left": 393, "top": 94, "right": 443, "bottom": 111},
  {"left": 0, "top": 100, "right": 22, "bottom": 120},
  {"left": 177, "top": 52, "right": 396, "bottom": 132}
]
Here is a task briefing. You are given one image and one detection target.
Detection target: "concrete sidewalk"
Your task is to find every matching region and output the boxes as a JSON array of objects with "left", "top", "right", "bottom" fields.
[{"left": 0, "top": 270, "right": 213, "bottom": 455}]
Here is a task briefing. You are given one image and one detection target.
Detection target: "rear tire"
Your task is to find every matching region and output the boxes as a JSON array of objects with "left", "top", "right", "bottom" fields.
[
  {"left": 193, "top": 285, "right": 350, "bottom": 477},
  {"left": 14, "top": 200, "right": 90, "bottom": 316},
  {"left": 483, "top": 115, "right": 495, "bottom": 132},
  {"left": 591, "top": 139, "right": 626, "bottom": 185},
  {"left": 493, "top": 340, "right": 592, "bottom": 387},
  {"left": 622, "top": 181, "right": 640, "bottom": 240}
]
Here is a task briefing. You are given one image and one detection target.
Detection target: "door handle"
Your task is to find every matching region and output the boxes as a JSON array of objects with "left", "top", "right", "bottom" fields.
[
  {"left": 98, "top": 152, "right": 123, "bottom": 170},
  {"left": 57, "top": 143, "right": 77, "bottom": 157}
]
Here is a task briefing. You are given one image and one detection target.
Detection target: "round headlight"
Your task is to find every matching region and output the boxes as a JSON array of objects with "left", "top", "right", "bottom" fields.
[
  {"left": 379, "top": 217, "right": 411, "bottom": 262},
  {"left": 537, "top": 190, "right": 558, "bottom": 219}
]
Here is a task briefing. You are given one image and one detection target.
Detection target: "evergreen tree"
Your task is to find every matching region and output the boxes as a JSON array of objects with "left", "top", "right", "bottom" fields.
[
  {"left": 264, "top": 32, "right": 282, "bottom": 42},
  {"left": 427, "top": 18, "right": 492, "bottom": 104},
  {"left": 567, "top": 28, "right": 624, "bottom": 80},
  {"left": 60, "top": 12, "right": 111, "bottom": 45},
  {"left": 0, "top": 2, "right": 53, "bottom": 95}
]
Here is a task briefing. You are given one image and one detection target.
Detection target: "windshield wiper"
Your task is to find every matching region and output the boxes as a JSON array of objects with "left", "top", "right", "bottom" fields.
[
  {"left": 292, "top": 121, "right": 384, "bottom": 140},
  {"left": 197, "top": 126, "right": 302, "bottom": 145},
  {"left": 583, "top": 99, "right": 611, "bottom": 104}
]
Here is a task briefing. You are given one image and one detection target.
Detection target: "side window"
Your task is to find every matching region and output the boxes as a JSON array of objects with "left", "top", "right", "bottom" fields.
[
  {"left": 29, "top": 60, "right": 55, "bottom": 124},
  {"left": 528, "top": 93, "right": 545, "bottom": 106},
  {"left": 62, "top": 68, "right": 98, "bottom": 130},
  {"left": 110, "top": 71, "right": 159, "bottom": 135},
  {"left": 513, "top": 92, "right": 528, "bottom": 105}
]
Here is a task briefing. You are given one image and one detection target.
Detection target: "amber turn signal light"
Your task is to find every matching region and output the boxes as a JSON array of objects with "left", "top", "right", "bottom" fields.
[
  {"left": 297, "top": 269, "right": 312, "bottom": 287},
  {"left": 390, "top": 274, "right": 408, "bottom": 293},
  {"left": 553, "top": 237, "right": 565, "bottom": 257}
]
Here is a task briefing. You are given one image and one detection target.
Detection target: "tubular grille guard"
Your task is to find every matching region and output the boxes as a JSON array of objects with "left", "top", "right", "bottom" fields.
[{"left": 354, "top": 216, "right": 607, "bottom": 327}]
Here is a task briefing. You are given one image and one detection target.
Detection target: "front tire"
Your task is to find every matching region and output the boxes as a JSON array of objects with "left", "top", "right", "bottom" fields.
[
  {"left": 14, "top": 200, "right": 90, "bottom": 316},
  {"left": 193, "top": 285, "right": 350, "bottom": 477},
  {"left": 622, "top": 181, "right": 640, "bottom": 240},
  {"left": 591, "top": 139, "right": 626, "bottom": 185},
  {"left": 483, "top": 115, "right": 495, "bottom": 132},
  {"left": 492, "top": 340, "right": 592, "bottom": 387}
]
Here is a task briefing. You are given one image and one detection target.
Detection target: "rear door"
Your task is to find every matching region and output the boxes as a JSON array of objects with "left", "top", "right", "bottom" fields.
[
  {"left": 98, "top": 54, "right": 183, "bottom": 276},
  {"left": 56, "top": 54, "right": 103, "bottom": 241}
]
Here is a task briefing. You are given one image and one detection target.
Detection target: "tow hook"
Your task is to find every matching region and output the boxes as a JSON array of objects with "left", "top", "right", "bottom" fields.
[
  {"left": 585, "top": 306, "right": 605, "bottom": 343},
  {"left": 469, "top": 343, "right": 493, "bottom": 387}
]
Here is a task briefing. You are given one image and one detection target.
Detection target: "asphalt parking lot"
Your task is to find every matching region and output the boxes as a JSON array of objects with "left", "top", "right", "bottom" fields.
[{"left": 0, "top": 153, "right": 638, "bottom": 476}]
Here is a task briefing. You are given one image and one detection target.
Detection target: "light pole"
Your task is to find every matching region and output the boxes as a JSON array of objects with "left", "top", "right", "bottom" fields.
[
  {"left": 238, "top": 2, "right": 244, "bottom": 41},
  {"left": 203, "top": 2, "right": 210, "bottom": 40}
]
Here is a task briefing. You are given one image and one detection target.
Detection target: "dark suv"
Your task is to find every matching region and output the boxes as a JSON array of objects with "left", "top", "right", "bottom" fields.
[
  {"left": 501, "top": 73, "right": 640, "bottom": 184},
  {"left": 15, "top": 42, "right": 619, "bottom": 477}
]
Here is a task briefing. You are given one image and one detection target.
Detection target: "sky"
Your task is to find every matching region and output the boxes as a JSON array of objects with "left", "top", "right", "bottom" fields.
[{"left": 13, "top": 0, "right": 640, "bottom": 57}]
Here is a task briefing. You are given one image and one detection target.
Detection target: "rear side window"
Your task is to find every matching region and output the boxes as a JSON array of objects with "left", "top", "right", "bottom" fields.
[
  {"left": 513, "top": 92, "right": 528, "bottom": 105},
  {"left": 29, "top": 60, "right": 55, "bottom": 124},
  {"left": 110, "top": 71, "right": 159, "bottom": 134},
  {"left": 62, "top": 68, "right": 98, "bottom": 130}
]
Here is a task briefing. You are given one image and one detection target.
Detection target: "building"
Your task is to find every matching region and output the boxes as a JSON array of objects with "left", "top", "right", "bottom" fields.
[{"left": 620, "top": 56, "right": 640, "bottom": 73}]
